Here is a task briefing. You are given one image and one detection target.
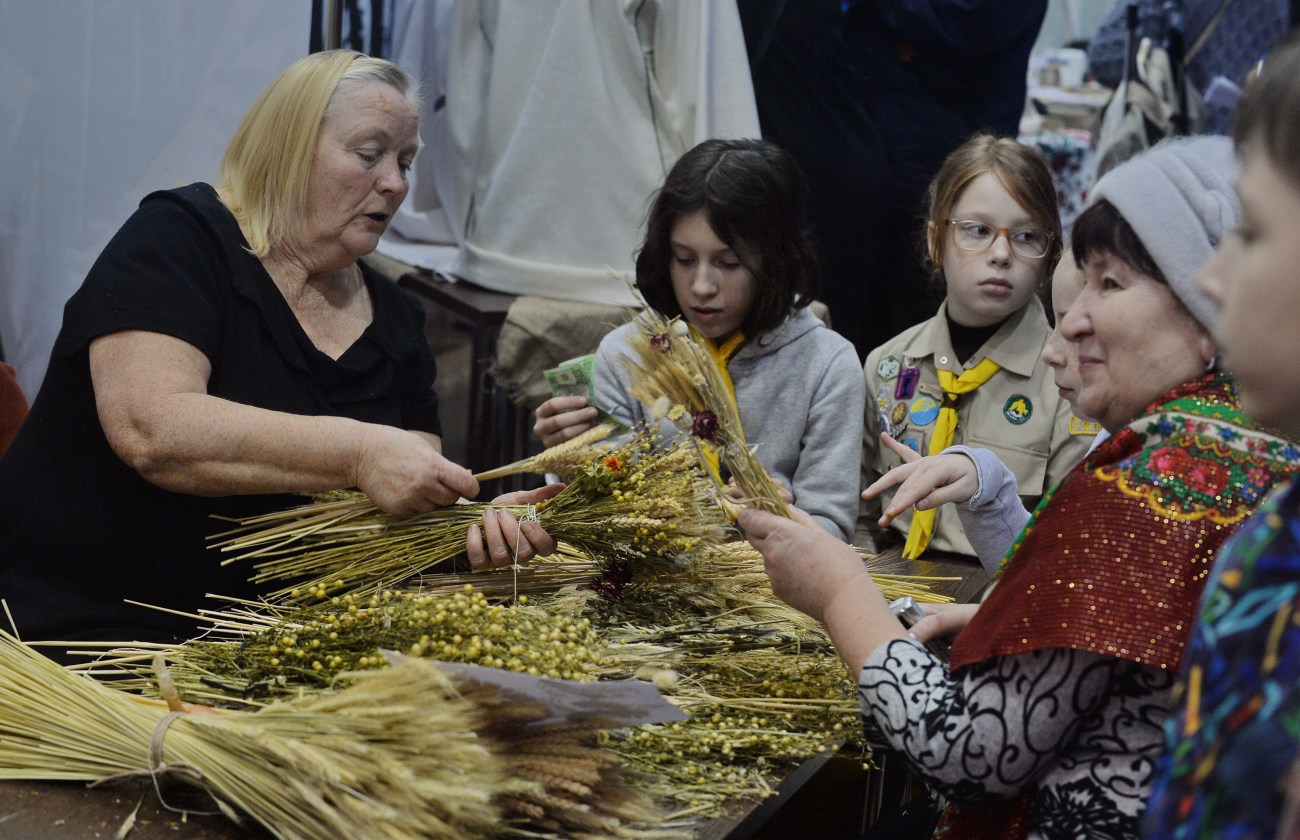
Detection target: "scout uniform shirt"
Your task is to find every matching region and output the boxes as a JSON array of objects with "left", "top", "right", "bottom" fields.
[{"left": 860, "top": 296, "right": 1098, "bottom": 558}]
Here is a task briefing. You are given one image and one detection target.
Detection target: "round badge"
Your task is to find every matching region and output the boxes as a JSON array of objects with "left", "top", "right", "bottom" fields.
[
  {"left": 876, "top": 355, "right": 901, "bottom": 381},
  {"left": 1003, "top": 394, "right": 1033, "bottom": 425},
  {"left": 908, "top": 396, "right": 940, "bottom": 426}
]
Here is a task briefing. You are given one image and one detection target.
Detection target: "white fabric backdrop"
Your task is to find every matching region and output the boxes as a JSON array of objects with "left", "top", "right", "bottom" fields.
[
  {"left": 437, "top": 0, "right": 759, "bottom": 306},
  {"left": 0, "top": 1, "right": 311, "bottom": 399}
]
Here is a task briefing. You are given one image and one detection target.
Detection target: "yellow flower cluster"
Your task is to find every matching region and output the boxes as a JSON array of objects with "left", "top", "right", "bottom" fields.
[{"left": 181, "top": 586, "right": 606, "bottom": 694}]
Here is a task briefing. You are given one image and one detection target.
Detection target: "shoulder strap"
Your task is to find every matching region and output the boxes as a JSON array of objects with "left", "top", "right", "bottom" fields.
[{"left": 1183, "top": 0, "right": 1235, "bottom": 65}]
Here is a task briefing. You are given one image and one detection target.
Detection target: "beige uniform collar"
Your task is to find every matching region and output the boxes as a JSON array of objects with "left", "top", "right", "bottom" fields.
[{"left": 900, "top": 297, "right": 1049, "bottom": 378}]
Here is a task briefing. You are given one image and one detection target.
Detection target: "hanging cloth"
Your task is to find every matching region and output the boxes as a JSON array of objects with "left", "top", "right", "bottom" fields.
[
  {"left": 902, "top": 358, "right": 1001, "bottom": 558},
  {"left": 690, "top": 327, "right": 746, "bottom": 482}
]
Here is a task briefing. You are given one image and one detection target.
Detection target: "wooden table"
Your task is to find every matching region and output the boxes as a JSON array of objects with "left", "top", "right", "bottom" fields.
[{"left": 0, "top": 554, "right": 985, "bottom": 839}]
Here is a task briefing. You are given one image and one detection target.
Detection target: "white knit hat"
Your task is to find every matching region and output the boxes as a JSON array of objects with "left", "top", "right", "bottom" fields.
[{"left": 1088, "top": 136, "right": 1239, "bottom": 329}]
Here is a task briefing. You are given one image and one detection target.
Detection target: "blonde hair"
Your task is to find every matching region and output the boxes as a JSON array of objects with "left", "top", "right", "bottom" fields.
[
  {"left": 217, "top": 50, "right": 419, "bottom": 257},
  {"left": 924, "top": 134, "right": 1063, "bottom": 284}
]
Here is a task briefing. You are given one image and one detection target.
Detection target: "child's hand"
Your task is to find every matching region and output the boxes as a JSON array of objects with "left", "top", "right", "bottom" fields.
[
  {"left": 862, "top": 432, "right": 979, "bottom": 525},
  {"left": 533, "top": 396, "right": 599, "bottom": 448},
  {"left": 465, "top": 484, "right": 564, "bottom": 569}
]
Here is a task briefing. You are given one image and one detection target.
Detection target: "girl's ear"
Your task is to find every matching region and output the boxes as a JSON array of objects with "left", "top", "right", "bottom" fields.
[{"left": 926, "top": 221, "right": 938, "bottom": 263}]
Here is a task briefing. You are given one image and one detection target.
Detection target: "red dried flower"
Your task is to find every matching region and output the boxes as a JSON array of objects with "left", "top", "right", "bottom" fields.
[
  {"left": 692, "top": 410, "right": 719, "bottom": 441},
  {"left": 604, "top": 455, "right": 623, "bottom": 472},
  {"left": 650, "top": 333, "right": 670, "bottom": 351}
]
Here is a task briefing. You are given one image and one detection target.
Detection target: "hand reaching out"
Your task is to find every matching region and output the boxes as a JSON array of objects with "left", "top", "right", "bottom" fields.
[
  {"left": 907, "top": 602, "right": 979, "bottom": 644},
  {"left": 355, "top": 425, "right": 479, "bottom": 514},
  {"left": 862, "top": 432, "right": 979, "bottom": 526}
]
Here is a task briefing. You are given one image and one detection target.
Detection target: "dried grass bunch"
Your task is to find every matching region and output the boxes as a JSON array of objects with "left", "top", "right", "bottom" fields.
[
  {"left": 210, "top": 426, "right": 733, "bottom": 604},
  {"left": 0, "top": 630, "right": 509, "bottom": 839},
  {"left": 618, "top": 310, "right": 790, "bottom": 519},
  {"left": 0, "top": 628, "right": 675, "bottom": 839},
  {"left": 126, "top": 586, "right": 608, "bottom": 705},
  {"left": 473, "top": 421, "right": 619, "bottom": 482}
]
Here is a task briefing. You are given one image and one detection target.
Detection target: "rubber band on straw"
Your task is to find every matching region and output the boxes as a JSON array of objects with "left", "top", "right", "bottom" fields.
[{"left": 89, "top": 711, "right": 226, "bottom": 818}]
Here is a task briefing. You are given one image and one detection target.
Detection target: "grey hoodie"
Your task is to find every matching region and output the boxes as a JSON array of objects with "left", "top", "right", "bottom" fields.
[{"left": 592, "top": 307, "right": 865, "bottom": 540}]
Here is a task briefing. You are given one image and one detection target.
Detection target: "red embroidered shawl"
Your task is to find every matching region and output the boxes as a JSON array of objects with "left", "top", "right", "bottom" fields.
[
  {"left": 953, "top": 373, "right": 1300, "bottom": 672},
  {"left": 936, "top": 374, "right": 1299, "bottom": 840}
]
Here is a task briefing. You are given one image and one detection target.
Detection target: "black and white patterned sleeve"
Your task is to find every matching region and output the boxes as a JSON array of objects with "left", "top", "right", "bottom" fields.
[{"left": 858, "top": 639, "right": 1124, "bottom": 801}]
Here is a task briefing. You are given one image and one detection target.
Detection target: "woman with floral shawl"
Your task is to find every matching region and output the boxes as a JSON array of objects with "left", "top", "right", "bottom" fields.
[{"left": 740, "top": 136, "right": 1300, "bottom": 840}]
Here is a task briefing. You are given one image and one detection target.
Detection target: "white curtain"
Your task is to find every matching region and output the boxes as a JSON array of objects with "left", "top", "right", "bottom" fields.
[
  {"left": 435, "top": 0, "right": 760, "bottom": 306},
  {"left": 0, "top": 0, "right": 312, "bottom": 399}
]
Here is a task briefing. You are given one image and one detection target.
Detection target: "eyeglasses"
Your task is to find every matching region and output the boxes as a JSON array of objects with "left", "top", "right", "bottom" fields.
[{"left": 946, "top": 219, "right": 1054, "bottom": 259}]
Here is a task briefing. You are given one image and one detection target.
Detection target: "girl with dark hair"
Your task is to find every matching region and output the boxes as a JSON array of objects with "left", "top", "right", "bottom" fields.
[{"left": 533, "top": 138, "right": 865, "bottom": 540}]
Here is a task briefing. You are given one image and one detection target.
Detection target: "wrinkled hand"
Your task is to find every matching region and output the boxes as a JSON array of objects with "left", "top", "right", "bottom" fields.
[
  {"left": 534, "top": 396, "right": 599, "bottom": 448},
  {"left": 907, "top": 602, "right": 979, "bottom": 644},
  {"left": 862, "top": 433, "right": 979, "bottom": 526},
  {"left": 355, "top": 426, "right": 478, "bottom": 514},
  {"left": 466, "top": 484, "right": 565, "bottom": 570},
  {"left": 726, "top": 475, "right": 794, "bottom": 504},
  {"left": 738, "top": 506, "right": 871, "bottom": 623}
]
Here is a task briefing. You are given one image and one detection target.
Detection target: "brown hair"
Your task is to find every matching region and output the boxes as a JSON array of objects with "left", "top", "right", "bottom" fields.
[
  {"left": 1233, "top": 30, "right": 1300, "bottom": 191},
  {"left": 635, "top": 138, "right": 820, "bottom": 336},
  {"left": 924, "top": 134, "right": 1063, "bottom": 284}
]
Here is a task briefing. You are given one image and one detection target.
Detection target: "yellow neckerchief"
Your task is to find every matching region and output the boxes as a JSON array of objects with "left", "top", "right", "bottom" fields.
[
  {"left": 901, "top": 357, "right": 1002, "bottom": 558},
  {"left": 688, "top": 326, "right": 746, "bottom": 482}
]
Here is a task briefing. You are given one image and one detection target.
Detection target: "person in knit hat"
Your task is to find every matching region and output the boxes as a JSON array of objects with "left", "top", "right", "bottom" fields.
[
  {"left": 1086, "top": 135, "right": 1236, "bottom": 330},
  {"left": 735, "top": 132, "right": 1300, "bottom": 839}
]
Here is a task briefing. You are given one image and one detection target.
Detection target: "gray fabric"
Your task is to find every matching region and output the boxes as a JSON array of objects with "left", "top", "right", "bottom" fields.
[
  {"left": 1089, "top": 136, "right": 1238, "bottom": 329},
  {"left": 592, "top": 307, "right": 865, "bottom": 540},
  {"left": 949, "top": 444, "right": 1030, "bottom": 574}
]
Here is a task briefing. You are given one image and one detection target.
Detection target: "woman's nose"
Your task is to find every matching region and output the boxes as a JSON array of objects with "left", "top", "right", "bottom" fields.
[
  {"left": 1058, "top": 293, "right": 1090, "bottom": 341},
  {"left": 376, "top": 158, "right": 407, "bottom": 195}
]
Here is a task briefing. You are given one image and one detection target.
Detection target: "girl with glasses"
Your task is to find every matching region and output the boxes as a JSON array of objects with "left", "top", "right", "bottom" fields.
[{"left": 860, "top": 133, "right": 1097, "bottom": 561}]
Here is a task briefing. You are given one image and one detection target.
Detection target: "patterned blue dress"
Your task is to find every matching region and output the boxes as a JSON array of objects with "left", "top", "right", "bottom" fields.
[{"left": 1144, "top": 478, "right": 1300, "bottom": 839}]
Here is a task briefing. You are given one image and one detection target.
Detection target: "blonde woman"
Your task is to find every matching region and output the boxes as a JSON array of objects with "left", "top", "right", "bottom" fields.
[{"left": 0, "top": 51, "right": 554, "bottom": 650}]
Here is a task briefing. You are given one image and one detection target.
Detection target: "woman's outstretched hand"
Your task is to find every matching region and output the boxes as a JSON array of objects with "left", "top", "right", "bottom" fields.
[
  {"left": 907, "top": 602, "right": 979, "bottom": 644},
  {"left": 739, "top": 505, "right": 909, "bottom": 673}
]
